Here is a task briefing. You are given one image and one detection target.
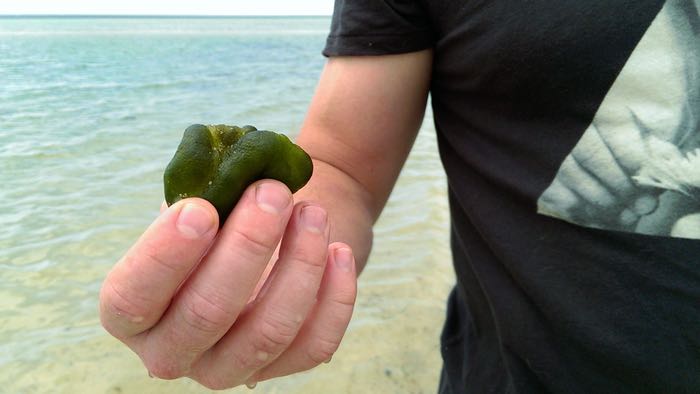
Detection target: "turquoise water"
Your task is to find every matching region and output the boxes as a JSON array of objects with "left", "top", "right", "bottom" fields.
[{"left": 0, "top": 17, "right": 453, "bottom": 393}]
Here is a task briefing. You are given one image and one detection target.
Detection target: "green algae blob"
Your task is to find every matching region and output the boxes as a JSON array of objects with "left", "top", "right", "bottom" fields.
[{"left": 164, "top": 124, "right": 313, "bottom": 223}]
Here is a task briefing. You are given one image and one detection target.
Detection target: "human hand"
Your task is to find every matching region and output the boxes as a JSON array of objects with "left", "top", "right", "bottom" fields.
[
  {"left": 538, "top": 109, "right": 697, "bottom": 232},
  {"left": 538, "top": 7, "right": 700, "bottom": 234},
  {"left": 538, "top": 117, "right": 661, "bottom": 231},
  {"left": 99, "top": 180, "right": 357, "bottom": 389}
]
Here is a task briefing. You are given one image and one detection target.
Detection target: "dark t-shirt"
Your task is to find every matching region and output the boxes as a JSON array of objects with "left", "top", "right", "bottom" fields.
[{"left": 324, "top": 0, "right": 700, "bottom": 393}]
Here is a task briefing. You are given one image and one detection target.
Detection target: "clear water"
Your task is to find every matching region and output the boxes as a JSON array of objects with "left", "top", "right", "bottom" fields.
[{"left": 0, "top": 17, "right": 454, "bottom": 393}]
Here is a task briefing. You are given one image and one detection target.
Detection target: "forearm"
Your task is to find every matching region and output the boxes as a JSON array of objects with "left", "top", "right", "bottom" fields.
[{"left": 290, "top": 52, "right": 433, "bottom": 273}]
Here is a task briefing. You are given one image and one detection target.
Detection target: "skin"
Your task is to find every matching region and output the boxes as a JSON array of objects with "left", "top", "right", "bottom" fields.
[{"left": 99, "top": 50, "right": 433, "bottom": 390}]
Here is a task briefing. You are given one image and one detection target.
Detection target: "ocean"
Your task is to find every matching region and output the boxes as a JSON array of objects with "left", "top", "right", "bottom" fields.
[{"left": 0, "top": 16, "right": 454, "bottom": 393}]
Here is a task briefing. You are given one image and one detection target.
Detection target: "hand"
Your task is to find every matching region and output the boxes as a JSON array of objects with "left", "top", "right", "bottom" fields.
[
  {"left": 99, "top": 180, "right": 357, "bottom": 389},
  {"left": 539, "top": 7, "right": 700, "bottom": 233},
  {"left": 539, "top": 111, "right": 693, "bottom": 232},
  {"left": 539, "top": 119, "right": 661, "bottom": 230}
]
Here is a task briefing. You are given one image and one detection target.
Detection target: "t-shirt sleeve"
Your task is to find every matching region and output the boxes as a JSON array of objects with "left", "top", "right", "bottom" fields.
[{"left": 323, "top": 0, "right": 434, "bottom": 57}]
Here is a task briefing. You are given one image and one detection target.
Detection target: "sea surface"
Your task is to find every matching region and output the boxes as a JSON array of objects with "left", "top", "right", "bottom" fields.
[{"left": 0, "top": 17, "right": 454, "bottom": 393}]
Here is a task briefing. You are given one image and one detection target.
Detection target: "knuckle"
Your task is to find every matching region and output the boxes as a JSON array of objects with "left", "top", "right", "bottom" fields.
[
  {"left": 143, "top": 355, "right": 187, "bottom": 380},
  {"left": 331, "top": 289, "right": 357, "bottom": 309},
  {"left": 99, "top": 281, "right": 151, "bottom": 337},
  {"left": 137, "top": 244, "right": 184, "bottom": 275},
  {"left": 229, "top": 345, "right": 266, "bottom": 372},
  {"left": 306, "top": 337, "right": 341, "bottom": 365},
  {"left": 231, "top": 227, "right": 276, "bottom": 256},
  {"left": 252, "top": 315, "right": 298, "bottom": 355},
  {"left": 290, "top": 251, "right": 327, "bottom": 276},
  {"left": 179, "top": 288, "right": 235, "bottom": 335}
]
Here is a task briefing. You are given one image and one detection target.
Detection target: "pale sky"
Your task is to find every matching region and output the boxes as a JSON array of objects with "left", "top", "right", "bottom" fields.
[{"left": 0, "top": 0, "right": 334, "bottom": 16}]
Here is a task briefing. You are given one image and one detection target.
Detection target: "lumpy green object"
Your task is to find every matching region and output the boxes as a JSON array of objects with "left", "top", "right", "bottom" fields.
[{"left": 164, "top": 124, "right": 313, "bottom": 223}]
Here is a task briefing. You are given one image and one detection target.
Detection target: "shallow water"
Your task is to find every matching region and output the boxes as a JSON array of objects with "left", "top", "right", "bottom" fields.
[{"left": 0, "top": 16, "right": 454, "bottom": 393}]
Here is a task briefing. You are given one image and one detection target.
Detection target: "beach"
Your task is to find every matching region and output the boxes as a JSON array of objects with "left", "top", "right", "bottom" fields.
[{"left": 0, "top": 16, "right": 454, "bottom": 393}]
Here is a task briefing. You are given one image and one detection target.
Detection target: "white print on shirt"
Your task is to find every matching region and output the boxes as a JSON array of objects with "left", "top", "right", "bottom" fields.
[{"left": 537, "top": 0, "right": 700, "bottom": 239}]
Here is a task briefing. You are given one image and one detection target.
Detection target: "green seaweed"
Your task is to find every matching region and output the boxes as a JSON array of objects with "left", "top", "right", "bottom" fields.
[{"left": 164, "top": 124, "right": 313, "bottom": 223}]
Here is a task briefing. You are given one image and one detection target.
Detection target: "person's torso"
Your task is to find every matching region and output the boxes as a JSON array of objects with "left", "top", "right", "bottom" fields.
[{"left": 424, "top": 1, "right": 700, "bottom": 392}]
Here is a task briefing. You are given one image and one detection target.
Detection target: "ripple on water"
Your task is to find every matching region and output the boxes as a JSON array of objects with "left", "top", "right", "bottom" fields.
[{"left": 1, "top": 17, "right": 453, "bottom": 394}]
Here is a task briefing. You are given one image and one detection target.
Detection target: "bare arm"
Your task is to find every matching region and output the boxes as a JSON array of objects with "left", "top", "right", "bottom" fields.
[{"left": 295, "top": 50, "right": 433, "bottom": 272}]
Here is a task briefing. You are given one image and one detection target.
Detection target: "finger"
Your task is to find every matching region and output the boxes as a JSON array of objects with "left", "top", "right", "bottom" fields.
[
  {"left": 142, "top": 180, "right": 293, "bottom": 379},
  {"left": 160, "top": 201, "right": 167, "bottom": 214},
  {"left": 190, "top": 202, "right": 330, "bottom": 390},
  {"left": 571, "top": 125, "right": 637, "bottom": 200},
  {"left": 251, "top": 243, "right": 357, "bottom": 384},
  {"left": 557, "top": 155, "right": 618, "bottom": 211},
  {"left": 99, "top": 198, "right": 218, "bottom": 340},
  {"left": 592, "top": 113, "right": 648, "bottom": 173},
  {"left": 538, "top": 177, "right": 582, "bottom": 222},
  {"left": 631, "top": 193, "right": 658, "bottom": 216}
]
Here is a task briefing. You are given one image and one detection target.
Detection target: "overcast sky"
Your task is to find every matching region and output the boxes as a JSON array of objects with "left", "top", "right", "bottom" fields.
[{"left": 0, "top": 0, "right": 334, "bottom": 15}]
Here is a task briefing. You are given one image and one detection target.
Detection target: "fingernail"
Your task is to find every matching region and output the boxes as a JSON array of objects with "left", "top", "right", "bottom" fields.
[
  {"left": 176, "top": 203, "right": 215, "bottom": 239},
  {"left": 256, "top": 182, "right": 291, "bottom": 214},
  {"left": 324, "top": 355, "right": 332, "bottom": 364},
  {"left": 301, "top": 205, "right": 327, "bottom": 233},
  {"left": 334, "top": 247, "right": 353, "bottom": 273},
  {"left": 246, "top": 381, "right": 257, "bottom": 389}
]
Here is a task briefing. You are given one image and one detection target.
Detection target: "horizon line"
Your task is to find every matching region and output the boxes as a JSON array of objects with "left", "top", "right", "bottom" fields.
[{"left": 0, "top": 14, "right": 332, "bottom": 18}]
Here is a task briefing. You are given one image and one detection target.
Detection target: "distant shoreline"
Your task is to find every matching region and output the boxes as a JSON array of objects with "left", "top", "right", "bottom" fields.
[{"left": 0, "top": 15, "right": 331, "bottom": 19}]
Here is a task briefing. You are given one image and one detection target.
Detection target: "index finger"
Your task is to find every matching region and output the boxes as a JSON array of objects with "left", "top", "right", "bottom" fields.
[{"left": 99, "top": 198, "right": 218, "bottom": 340}]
